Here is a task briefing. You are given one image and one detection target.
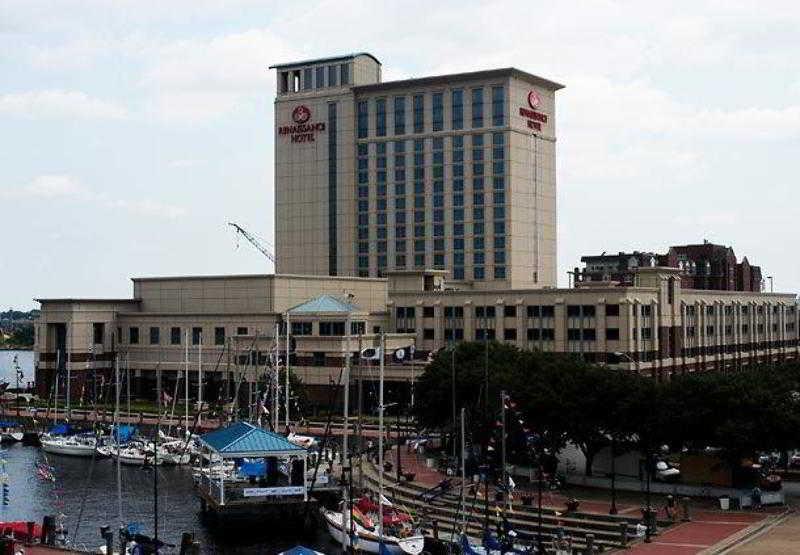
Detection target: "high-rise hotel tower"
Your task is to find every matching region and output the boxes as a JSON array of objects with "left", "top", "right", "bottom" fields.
[{"left": 271, "top": 53, "right": 563, "bottom": 289}]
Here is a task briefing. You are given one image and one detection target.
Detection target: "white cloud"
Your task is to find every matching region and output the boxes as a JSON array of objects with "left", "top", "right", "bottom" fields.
[
  {"left": 140, "top": 28, "right": 301, "bottom": 122},
  {"left": 20, "top": 175, "right": 91, "bottom": 198},
  {"left": 4, "top": 175, "right": 184, "bottom": 220},
  {"left": 0, "top": 90, "right": 128, "bottom": 120}
]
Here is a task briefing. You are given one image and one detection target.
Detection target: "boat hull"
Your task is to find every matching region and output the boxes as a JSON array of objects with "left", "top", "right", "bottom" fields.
[
  {"left": 323, "top": 510, "right": 424, "bottom": 555},
  {"left": 41, "top": 441, "right": 97, "bottom": 457}
]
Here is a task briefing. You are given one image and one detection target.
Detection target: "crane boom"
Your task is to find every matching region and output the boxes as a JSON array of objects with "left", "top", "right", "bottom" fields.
[{"left": 228, "top": 222, "right": 276, "bottom": 264}]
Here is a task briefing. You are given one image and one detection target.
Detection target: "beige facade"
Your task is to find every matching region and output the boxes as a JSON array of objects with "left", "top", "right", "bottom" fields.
[
  {"left": 32, "top": 52, "right": 800, "bottom": 411},
  {"left": 272, "top": 52, "right": 561, "bottom": 289}
]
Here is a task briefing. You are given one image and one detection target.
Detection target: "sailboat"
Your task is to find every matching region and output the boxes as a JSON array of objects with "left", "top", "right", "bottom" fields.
[{"left": 324, "top": 333, "right": 425, "bottom": 555}]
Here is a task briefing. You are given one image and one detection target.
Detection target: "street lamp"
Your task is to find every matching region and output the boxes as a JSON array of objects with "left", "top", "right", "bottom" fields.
[{"left": 767, "top": 276, "right": 774, "bottom": 293}]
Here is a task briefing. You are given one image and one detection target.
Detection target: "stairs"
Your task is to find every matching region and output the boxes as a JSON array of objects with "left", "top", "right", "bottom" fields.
[{"left": 360, "top": 461, "right": 647, "bottom": 552}]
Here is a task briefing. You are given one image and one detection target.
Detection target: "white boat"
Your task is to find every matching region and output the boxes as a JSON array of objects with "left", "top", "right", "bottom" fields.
[
  {"left": 41, "top": 434, "right": 98, "bottom": 457},
  {"left": 99, "top": 443, "right": 164, "bottom": 466},
  {"left": 0, "top": 431, "right": 24, "bottom": 442},
  {"left": 322, "top": 509, "right": 424, "bottom": 555}
]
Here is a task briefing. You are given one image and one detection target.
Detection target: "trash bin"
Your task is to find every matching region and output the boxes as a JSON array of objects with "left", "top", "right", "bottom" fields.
[{"left": 719, "top": 496, "right": 730, "bottom": 510}]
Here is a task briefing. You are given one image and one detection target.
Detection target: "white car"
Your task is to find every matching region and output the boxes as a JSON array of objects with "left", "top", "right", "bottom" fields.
[{"left": 655, "top": 460, "right": 680, "bottom": 482}]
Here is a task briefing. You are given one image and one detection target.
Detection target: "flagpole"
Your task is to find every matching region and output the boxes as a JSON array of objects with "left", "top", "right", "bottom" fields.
[{"left": 184, "top": 330, "right": 189, "bottom": 432}]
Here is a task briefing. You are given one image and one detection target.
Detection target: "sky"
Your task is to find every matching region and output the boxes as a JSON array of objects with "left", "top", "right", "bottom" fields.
[{"left": 1, "top": 0, "right": 799, "bottom": 310}]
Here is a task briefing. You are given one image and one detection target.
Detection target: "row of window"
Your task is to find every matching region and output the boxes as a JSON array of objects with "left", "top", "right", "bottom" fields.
[
  {"left": 119, "top": 325, "right": 249, "bottom": 346},
  {"left": 357, "top": 86, "right": 505, "bottom": 139},
  {"left": 686, "top": 322, "right": 793, "bottom": 337},
  {"left": 685, "top": 304, "right": 791, "bottom": 316},
  {"left": 301, "top": 64, "right": 350, "bottom": 90},
  {"left": 397, "top": 304, "right": 621, "bottom": 319}
]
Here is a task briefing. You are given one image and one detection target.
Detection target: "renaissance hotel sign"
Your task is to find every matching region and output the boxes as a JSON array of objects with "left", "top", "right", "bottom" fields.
[
  {"left": 519, "top": 90, "right": 548, "bottom": 132},
  {"left": 278, "top": 105, "right": 326, "bottom": 143}
]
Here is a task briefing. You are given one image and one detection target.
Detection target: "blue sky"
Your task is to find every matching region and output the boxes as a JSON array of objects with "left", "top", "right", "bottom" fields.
[{"left": 1, "top": 1, "right": 799, "bottom": 309}]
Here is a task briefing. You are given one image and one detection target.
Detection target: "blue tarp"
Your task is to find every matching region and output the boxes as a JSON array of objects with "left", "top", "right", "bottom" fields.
[
  {"left": 48, "top": 423, "right": 70, "bottom": 436},
  {"left": 0, "top": 421, "right": 18, "bottom": 428},
  {"left": 113, "top": 425, "right": 137, "bottom": 443},
  {"left": 238, "top": 460, "right": 267, "bottom": 477},
  {"left": 460, "top": 534, "right": 481, "bottom": 555}
]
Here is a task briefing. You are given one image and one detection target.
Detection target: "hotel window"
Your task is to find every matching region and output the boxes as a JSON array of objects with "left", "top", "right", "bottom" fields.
[
  {"left": 171, "top": 327, "right": 181, "bottom": 344},
  {"left": 495, "top": 250, "right": 506, "bottom": 264},
  {"left": 606, "top": 328, "right": 620, "bottom": 341},
  {"left": 414, "top": 254, "right": 425, "bottom": 267},
  {"left": 340, "top": 63, "right": 349, "bottom": 85},
  {"left": 328, "top": 65, "right": 337, "bottom": 87},
  {"left": 504, "top": 328, "right": 517, "bottom": 340},
  {"left": 149, "top": 327, "right": 159, "bottom": 345},
  {"left": 642, "top": 328, "right": 653, "bottom": 340},
  {"left": 376, "top": 98, "right": 387, "bottom": 137},
  {"left": 432, "top": 92, "right": 443, "bottom": 131},
  {"left": 92, "top": 323, "right": 104, "bottom": 344},
  {"left": 413, "top": 94, "right": 424, "bottom": 133},
  {"left": 606, "top": 304, "right": 620, "bottom": 316},
  {"left": 303, "top": 68, "right": 312, "bottom": 90},
  {"left": 129, "top": 327, "right": 139, "bottom": 345},
  {"left": 395, "top": 254, "right": 406, "bottom": 267},
  {"left": 357, "top": 101, "right": 369, "bottom": 138},
  {"left": 453, "top": 267, "right": 465, "bottom": 280},
  {"left": 583, "top": 329, "right": 597, "bottom": 341},
  {"left": 394, "top": 96, "right": 406, "bottom": 135},
  {"left": 236, "top": 327, "right": 248, "bottom": 336},
  {"left": 192, "top": 327, "right": 202, "bottom": 345},
  {"left": 452, "top": 89, "right": 464, "bottom": 130},
  {"left": 315, "top": 66, "right": 325, "bottom": 88},
  {"left": 214, "top": 327, "right": 225, "bottom": 345},
  {"left": 641, "top": 305, "right": 653, "bottom": 317},
  {"left": 471, "top": 88, "right": 484, "bottom": 127},
  {"left": 474, "top": 266, "right": 485, "bottom": 280},
  {"left": 491, "top": 86, "right": 505, "bottom": 126}
]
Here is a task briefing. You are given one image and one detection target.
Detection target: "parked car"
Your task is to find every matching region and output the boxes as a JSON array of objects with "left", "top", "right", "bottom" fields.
[{"left": 654, "top": 460, "right": 681, "bottom": 482}]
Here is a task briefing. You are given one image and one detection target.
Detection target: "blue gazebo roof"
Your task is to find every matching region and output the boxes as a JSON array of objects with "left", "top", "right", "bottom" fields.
[
  {"left": 287, "top": 294, "right": 360, "bottom": 314},
  {"left": 199, "top": 422, "right": 306, "bottom": 458}
]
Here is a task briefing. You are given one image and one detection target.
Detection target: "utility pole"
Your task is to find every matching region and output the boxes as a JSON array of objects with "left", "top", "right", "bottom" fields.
[
  {"left": 451, "top": 344, "right": 456, "bottom": 459},
  {"left": 460, "top": 407, "right": 466, "bottom": 531},
  {"left": 378, "top": 332, "right": 385, "bottom": 549},
  {"left": 184, "top": 330, "right": 189, "bottom": 432}
]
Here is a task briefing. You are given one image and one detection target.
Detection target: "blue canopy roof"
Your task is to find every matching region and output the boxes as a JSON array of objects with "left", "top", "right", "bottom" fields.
[
  {"left": 287, "top": 294, "right": 360, "bottom": 315},
  {"left": 278, "top": 547, "right": 325, "bottom": 555},
  {"left": 199, "top": 422, "right": 306, "bottom": 457}
]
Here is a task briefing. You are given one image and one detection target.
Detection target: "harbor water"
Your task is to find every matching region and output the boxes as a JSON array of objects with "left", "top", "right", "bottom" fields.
[{"left": 0, "top": 351, "right": 338, "bottom": 553}]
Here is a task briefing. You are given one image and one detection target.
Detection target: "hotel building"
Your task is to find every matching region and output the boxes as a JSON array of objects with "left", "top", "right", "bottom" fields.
[{"left": 33, "top": 53, "right": 799, "bottom": 409}]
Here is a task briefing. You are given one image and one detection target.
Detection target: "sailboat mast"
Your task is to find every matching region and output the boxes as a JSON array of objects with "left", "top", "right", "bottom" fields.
[
  {"left": 461, "top": 407, "right": 466, "bottom": 531},
  {"left": 274, "top": 323, "right": 280, "bottom": 432},
  {"left": 66, "top": 324, "right": 70, "bottom": 415},
  {"left": 341, "top": 315, "right": 351, "bottom": 555},
  {"left": 154, "top": 361, "right": 160, "bottom": 544},
  {"left": 115, "top": 354, "right": 122, "bottom": 527},
  {"left": 126, "top": 352, "right": 130, "bottom": 421},
  {"left": 378, "top": 332, "right": 385, "bottom": 547},
  {"left": 198, "top": 333, "right": 202, "bottom": 428},
  {"left": 54, "top": 350, "right": 59, "bottom": 426},
  {"left": 184, "top": 330, "right": 189, "bottom": 432},
  {"left": 285, "top": 313, "right": 290, "bottom": 430}
]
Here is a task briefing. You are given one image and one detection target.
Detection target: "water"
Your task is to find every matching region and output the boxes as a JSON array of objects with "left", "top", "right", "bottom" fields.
[
  {"left": 0, "top": 444, "right": 338, "bottom": 553},
  {"left": 0, "top": 350, "right": 33, "bottom": 386},
  {"left": 0, "top": 351, "right": 339, "bottom": 553}
]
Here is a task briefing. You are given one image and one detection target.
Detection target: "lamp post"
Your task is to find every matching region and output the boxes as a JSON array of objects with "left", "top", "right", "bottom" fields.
[
  {"left": 644, "top": 449, "right": 653, "bottom": 543},
  {"left": 767, "top": 276, "right": 774, "bottom": 293},
  {"left": 609, "top": 435, "right": 618, "bottom": 515}
]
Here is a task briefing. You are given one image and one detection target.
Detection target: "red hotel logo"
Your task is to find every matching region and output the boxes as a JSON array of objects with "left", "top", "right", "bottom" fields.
[
  {"left": 279, "top": 105, "right": 326, "bottom": 143},
  {"left": 292, "top": 105, "right": 311, "bottom": 124},
  {"left": 520, "top": 90, "right": 548, "bottom": 132},
  {"left": 527, "top": 90, "right": 542, "bottom": 109}
]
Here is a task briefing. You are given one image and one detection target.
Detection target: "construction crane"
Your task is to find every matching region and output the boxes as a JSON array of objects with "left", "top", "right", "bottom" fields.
[{"left": 228, "top": 222, "right": 276, "bottom": 265}]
